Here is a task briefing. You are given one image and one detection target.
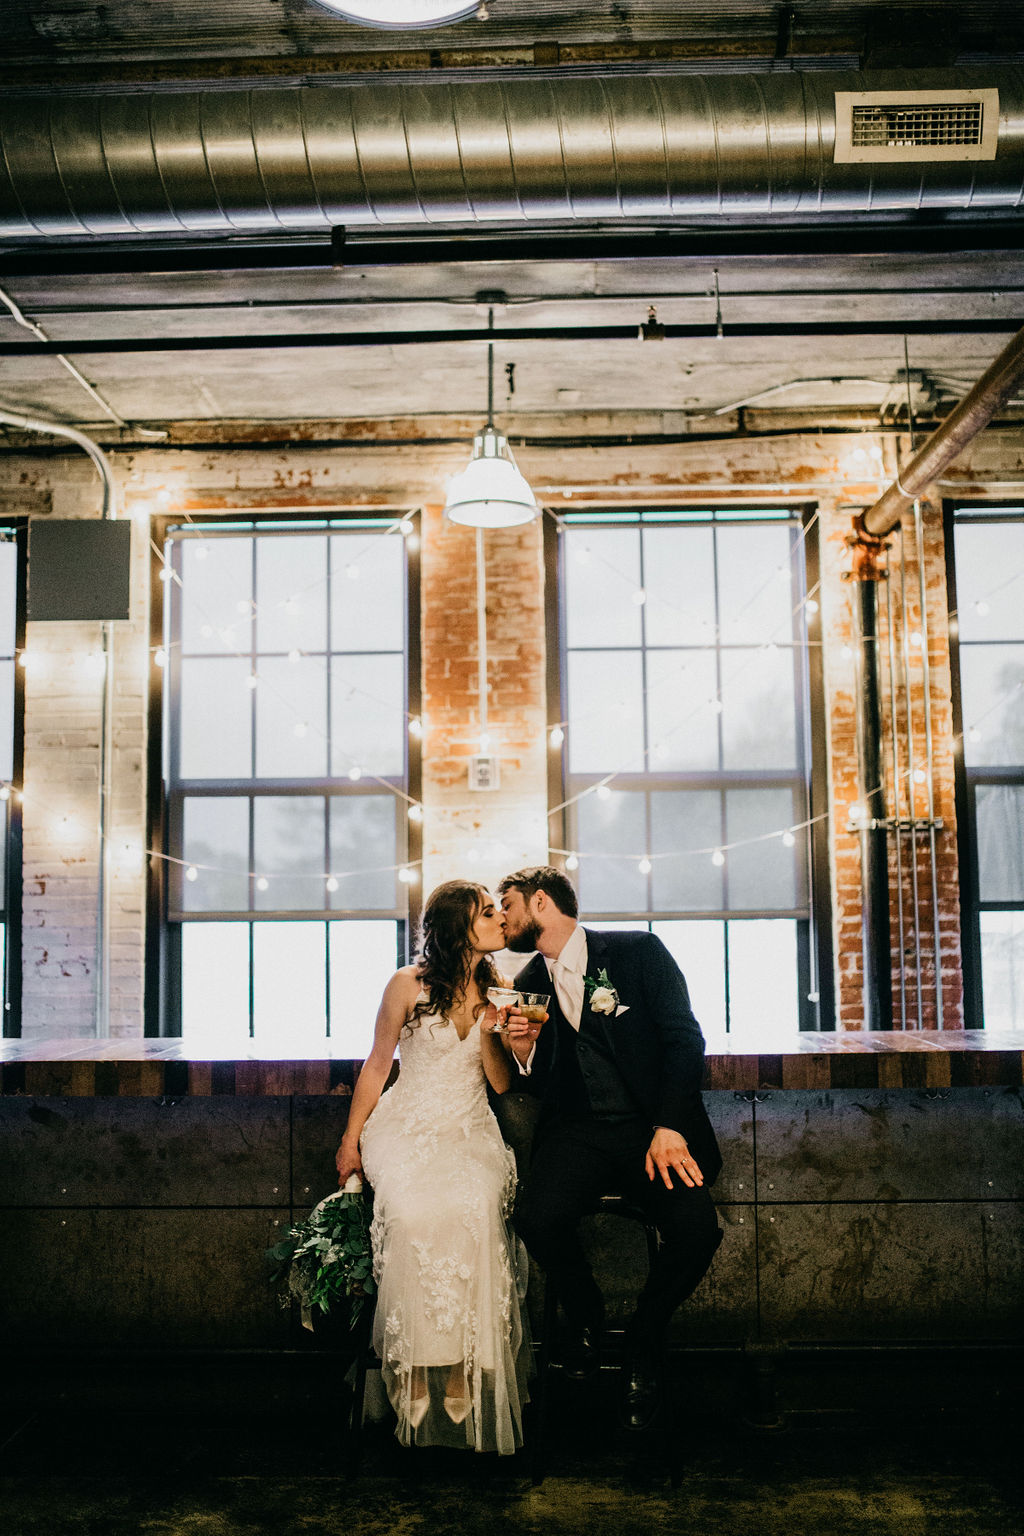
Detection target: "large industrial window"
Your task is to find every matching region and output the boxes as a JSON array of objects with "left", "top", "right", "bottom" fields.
[
  {"left": 0, "top": 525, "right": 25, "bottom": 1036},
  {"left": 949, "top": 504, "right": 1024, "bottom": 1028},
  {"left": 553, "top": 508, "right": 831, "bottom": 1033},
  {"left": 151, "top": 514, "right": 419, "bottom": 1053}
]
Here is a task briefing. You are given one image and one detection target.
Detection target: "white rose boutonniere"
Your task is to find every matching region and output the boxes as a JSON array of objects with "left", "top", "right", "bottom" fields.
[{"left": 584, "top": 968, "right": 619, "bottom": 1015}]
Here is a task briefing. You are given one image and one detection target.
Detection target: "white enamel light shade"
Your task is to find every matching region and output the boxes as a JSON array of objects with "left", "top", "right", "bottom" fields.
[
  {"left": 444, "top": 426, "right": 540, "bottom": 529},
  {"left": 314, "top": 1, "right": 477, "bottom": 26}
]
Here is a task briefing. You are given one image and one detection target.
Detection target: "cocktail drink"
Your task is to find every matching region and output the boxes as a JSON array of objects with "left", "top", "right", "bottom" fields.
[
  {"left": 519, "top": 992, "right": 550, "bottom": 1027},
  {"left": 485, "top": 986, "right": 521, "bottom": 1032}
]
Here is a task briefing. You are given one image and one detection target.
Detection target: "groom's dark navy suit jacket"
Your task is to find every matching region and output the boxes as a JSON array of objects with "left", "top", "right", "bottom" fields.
[{"left": 513, "top": 927, "right": 722, "bottom": 1186}]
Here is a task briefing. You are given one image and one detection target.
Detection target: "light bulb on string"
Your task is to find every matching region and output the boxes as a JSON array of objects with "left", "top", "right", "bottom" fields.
[
  {"left": 408, "top": 716, "right": 422, "bottom": 738},
  {"left": 288, "top": 649, "right": 301, "bottom": 665},
  {"left": 246, "top": 673, "right": 259, "bottom": 690},
  {"left": 236, "top": 599, "right": 252, "bottom": 615},
  {"left": 596, "top": 784, "right": 612, "bottom": 801},
  {"left": 400, "top": 519, "right": 414, "bottom": 537},
  {"left": 326, "top": 876, "right": 339, "bottom": 893},
  {"left": 709, "top": 698, "right": 724, "bottom": 715},
  {"left": 185, "top": 865, "right": 198, "bottom": 883},
  {"left": 805, "top": 598, "right": 819, "bottom": 615},
  {"left": 632, "top": 589, "right": 647, "bottom": 607},
  {"left": 0, "top": 784, "right": 9, "bottom": 802},
  {"left": 910, "top": 630, "right": 923, "bottom": 648},
  {"left": 159, "top": 566, "right": 173, "bottom": 583},
  {"left": 711, "top": 848, "right": 725, "bottom": 867},
  {"left": 565, "top": 854, "right": 579, "bottom": 872},
  {"left": 549, "top": 726, "right": 565, "bottom": 748},
  {"left": 638, "top": 857, "right": 652, "bottom": 875},
  {"left": 968, "top": 726, "right": 982, "bottom": 742},
  {"left": 153, "top": 648, "right": 167, "bottom": 669},
  {"left": 407, "top": 803, "right": 423, "bottom": 823},
  {"left": 974, "top": 600, "right": 990, "bottom": 617},
  {"left": 348, "top": 766, "right": 362, "bottom": 782},
  {"left": 256, "top": 876, "right": 269, "bottom": 892},
  {"left": 293, "top": 722, "right": 308, "bottom": 739},
  {"left": 346, "top": 565, "right": 360, "bottom": 581},
  {"left": 781, "top": 830, "right": 796, "bottom": 847},
  {"left": 913, "top": 768, "right": 927, "bottom": 784},
  {"left": 398, "top": 866, "right": 418, "bottom": 885},
  {"left": 200, "top": 624, "right": 214, "bottom": 640}
]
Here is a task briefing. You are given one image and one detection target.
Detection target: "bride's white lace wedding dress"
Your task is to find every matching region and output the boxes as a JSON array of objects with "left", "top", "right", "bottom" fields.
[{"left": 358, "top": 1004, "right": 531, "bottom": 1454}]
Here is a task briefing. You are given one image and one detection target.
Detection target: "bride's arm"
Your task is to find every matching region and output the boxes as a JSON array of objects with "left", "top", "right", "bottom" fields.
[
  {"left": 479, "top": 1012, "right": 513, "bottom": 1095},
  {"left": 335, "top": 969, "right": 416, "bottom": 1185}
]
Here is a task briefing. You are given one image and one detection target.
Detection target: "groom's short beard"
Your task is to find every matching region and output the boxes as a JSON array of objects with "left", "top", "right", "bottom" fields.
[{"left": 504, "top": 918, "right": 543, "bottom": 953}]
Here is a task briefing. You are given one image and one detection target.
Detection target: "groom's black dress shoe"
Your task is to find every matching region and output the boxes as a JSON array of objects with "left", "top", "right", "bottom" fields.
[
  {"left": 620, "top": 1354, "right": 664, "bottom": 1431},
  {"left": 562, "top": 1324, "right": 601, "bottom": 1380}
]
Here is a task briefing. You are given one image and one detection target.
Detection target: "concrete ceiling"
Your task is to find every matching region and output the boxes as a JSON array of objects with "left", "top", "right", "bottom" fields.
[{"left": 0, "top": 0, "right": 1022, "bottom": 444}]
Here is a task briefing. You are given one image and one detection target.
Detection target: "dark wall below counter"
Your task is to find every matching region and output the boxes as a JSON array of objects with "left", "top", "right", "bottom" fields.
[{"left": 1, "top": 1078, "right": 1021, "bottom": 1357}]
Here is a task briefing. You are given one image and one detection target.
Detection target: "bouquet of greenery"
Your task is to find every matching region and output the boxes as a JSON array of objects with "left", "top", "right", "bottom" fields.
[{"left": 266, "top": 1175, "right": 375, "bottom": 1332}]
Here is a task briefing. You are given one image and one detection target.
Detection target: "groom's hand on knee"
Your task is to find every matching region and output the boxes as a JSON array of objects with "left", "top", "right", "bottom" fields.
[{"left": 645, "top": 1127, "right": 704, "bottom": 1189}]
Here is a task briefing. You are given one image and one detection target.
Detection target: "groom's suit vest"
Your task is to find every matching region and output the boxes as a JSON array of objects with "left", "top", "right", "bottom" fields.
[{"left": 552, "top": 998, "right": 644, "bottom": 1122}]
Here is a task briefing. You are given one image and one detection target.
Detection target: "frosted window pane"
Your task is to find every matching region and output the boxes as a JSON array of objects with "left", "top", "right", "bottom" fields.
[
  {"left": 727, "top": 919, "right": 799, "bottom": 1032},
  {"left": 650, "top": 791, "right": 723, "bottom": 911},
  {"left": 0, "top": 927, "right": 5, "bottom": 1001},
  {"left": 181, "top": 538, "right": 252, "bottom": 654},
  {"left": 331, "top": 532, "right": 404, "bottom": 652},
  {"left": 653, "top": 920, "right": 726, "bottom": 1036},
  {"left": 585, "top": 920, "right": 650, "bottom": 932},
  {"left": 567, "top": 651, "right": 644, "bottom": 773},
  {"left": 954, "top": 522, "right": 1024, "bottom": 642},
  {"left": 643, "top": 526, "right": 716, "bottom": 646},
  {"left": 716, "top": 524, "right": 795, "bottom": 645},
  {"left": 181, "top": 922, "right": 250, "bottom": 1045},
  {"left": 979, "top": 911, "right": 1024, "bottom": 1028},
  {"left": 255, "top": 535, "right": 327, "bottom": 654},
  {"left": 725, "top": 789, "right": 800, "bottom": 911},
  {"left": 645, "top": 650, "right": 719, "bottom": 771},
  {"left": 576, "top": 790, "right": 646, "bottom": 912},
  {"left": 975, "top": 786, "right": 1024, "bottom": 902},
  {"left": 330, "top": 655, "right": 405, "bottom": 777},
  {"left": 0, "top": 542, "right": 16, "bottom": 655},
  {"left": 329, "top": 797, "right": 397, "bottom": 910},
  {"left": 252, "top": 922, "right": 327, "bottom": 1047},
  {"left": 255, "top": 656, "right": 328, "bottom": 779},
  {"left": 959, "top": 648, "right": 1024, "bottom": 767},
  {"left": 0, "top": 660, "right": 13, "bottom": 781},
  {"left": 721, "top": 647, "right": 798, "bottom": 769},
  {"left": 253, "top": 796, "right": 325, "bottom": 910},
  {"left": 179, "top": 657, "right": 252, "bottom": 779},
  {"left": 182, "top": 796, "right": 250, "bottom": 912},
  {"left": 564, "top": 528, "right": 642, "bottom": 648},
  {"left": 329, "top": 920, "right": 399, "bottom": 1055}
]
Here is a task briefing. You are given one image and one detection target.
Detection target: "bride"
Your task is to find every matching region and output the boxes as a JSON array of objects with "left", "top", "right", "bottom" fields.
[{"left": 335, "top": 880, "right": 532, "bottom": 1454}]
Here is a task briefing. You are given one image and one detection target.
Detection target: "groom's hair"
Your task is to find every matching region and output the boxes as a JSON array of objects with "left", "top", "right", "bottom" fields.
[{"left": 497, "top": 865, "right": 579, "bottom": 918}]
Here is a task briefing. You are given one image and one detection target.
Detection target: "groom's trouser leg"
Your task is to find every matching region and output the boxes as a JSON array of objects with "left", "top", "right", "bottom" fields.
[
  {"left": 513, "top": 1118, "right": 612, "bottom": 1329},
  {"left": 620, "top": 1154, "right": 723, "bottom": 1355}
]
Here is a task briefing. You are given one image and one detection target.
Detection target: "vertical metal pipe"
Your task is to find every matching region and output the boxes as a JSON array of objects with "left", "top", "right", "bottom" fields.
[
  {"left": 476, "top": 525, "right": 488, "bottom": 744},
  {"left": 854, "top": 579, "right": 892, "bottom": 1030},
  {"left": 897, "top": 521, "right": 924, "bottom": 1029},
  {"left": 883, "top": 567, "right": 908, "bottom": 1031},
  {"left": 913, "top": 498, "right": 944, "bottom": 1029}
]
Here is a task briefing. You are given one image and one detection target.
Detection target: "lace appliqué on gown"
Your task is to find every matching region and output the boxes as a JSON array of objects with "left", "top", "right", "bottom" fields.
[{"left": 359, "top": 1010, "right": 530, "bottom": 1454}]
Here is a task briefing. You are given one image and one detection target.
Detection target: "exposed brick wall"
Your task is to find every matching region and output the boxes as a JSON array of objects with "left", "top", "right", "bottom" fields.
[{"left": 419, "top": 502, "right": 549, "bottom": 893}]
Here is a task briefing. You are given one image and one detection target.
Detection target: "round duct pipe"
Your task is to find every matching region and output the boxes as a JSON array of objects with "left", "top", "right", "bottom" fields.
[{"left": 0, "top": 69, "right": 1021, "bottom": 239}]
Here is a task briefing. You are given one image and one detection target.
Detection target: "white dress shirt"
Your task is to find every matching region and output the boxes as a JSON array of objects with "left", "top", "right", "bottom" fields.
[{"left": 514, "top": 924, "right": 587, "bottom": 1075}]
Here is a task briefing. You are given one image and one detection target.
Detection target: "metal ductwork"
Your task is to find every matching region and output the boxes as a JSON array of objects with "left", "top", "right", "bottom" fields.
[{"left": 0, "top": 69, "right": 1022, "bottom": 240}]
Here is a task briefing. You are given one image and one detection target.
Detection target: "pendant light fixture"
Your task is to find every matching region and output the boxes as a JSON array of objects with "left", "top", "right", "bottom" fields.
[
  {"left": 313, "top": 2, "right": 478, "bottom": 26},
  {"left": 444, "top": 315, "right": 539, "bottom": 530}
]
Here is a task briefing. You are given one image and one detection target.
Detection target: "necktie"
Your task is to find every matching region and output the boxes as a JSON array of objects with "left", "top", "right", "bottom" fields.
[{"left": 551, "top": 958, "right": 583, "bottom": 1031}]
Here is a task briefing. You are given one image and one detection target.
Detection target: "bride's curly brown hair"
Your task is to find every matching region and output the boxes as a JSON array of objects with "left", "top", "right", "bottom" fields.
[{"left": 409, "top": 880, "right": 501, "bottom": 1029}]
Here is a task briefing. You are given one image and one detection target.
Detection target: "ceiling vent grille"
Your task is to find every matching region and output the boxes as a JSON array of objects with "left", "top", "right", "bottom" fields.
[{"left": 834, "top": 88, "right": 999, "bottom": 163}]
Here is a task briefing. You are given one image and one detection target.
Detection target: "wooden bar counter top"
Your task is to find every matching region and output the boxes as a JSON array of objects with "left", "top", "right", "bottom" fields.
[{"left": 2, "top": 1029, "right": 1022, "bottom": 1096}]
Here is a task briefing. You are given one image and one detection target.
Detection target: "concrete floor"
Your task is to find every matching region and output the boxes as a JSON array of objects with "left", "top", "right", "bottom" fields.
[{"left": 2, "top": 1352, "right": 1021, "bottom": 1536}]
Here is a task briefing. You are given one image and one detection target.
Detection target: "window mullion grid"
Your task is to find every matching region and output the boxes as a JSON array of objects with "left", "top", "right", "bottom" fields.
[
  {"left": 638, "top": 525, "right": 652, "bottom": 912},
  {"left": 710, "top": 525, "right": 730, "bottom": 1013}
]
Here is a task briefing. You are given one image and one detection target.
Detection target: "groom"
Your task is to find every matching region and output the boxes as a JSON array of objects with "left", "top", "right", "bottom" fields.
[{"left": 496, "top": 865, "right": 722, "bottom": 1430}]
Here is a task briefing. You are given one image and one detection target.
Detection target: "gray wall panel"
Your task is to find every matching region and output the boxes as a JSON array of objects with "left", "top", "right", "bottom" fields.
[
  {"left": 0, "top": 1208, "right": 292, "bottom": 1348},
  {"left": 0, "top": 1098, "right": 291, "bottom": 1208},
  {"left": 757, "top": 1202, "right": 1024, "bottom": 1341},
  {"left": 292, "top": 1094, "right": 352, "bottom": 1206},
  {"left": 754, "top": 1089, "right": 1024, "bottom": 1203}
]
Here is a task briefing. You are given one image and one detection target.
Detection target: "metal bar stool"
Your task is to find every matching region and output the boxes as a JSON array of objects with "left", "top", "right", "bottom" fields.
[{"left": 529, "top": 1193, "right": 680, "bottom": 1486}]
